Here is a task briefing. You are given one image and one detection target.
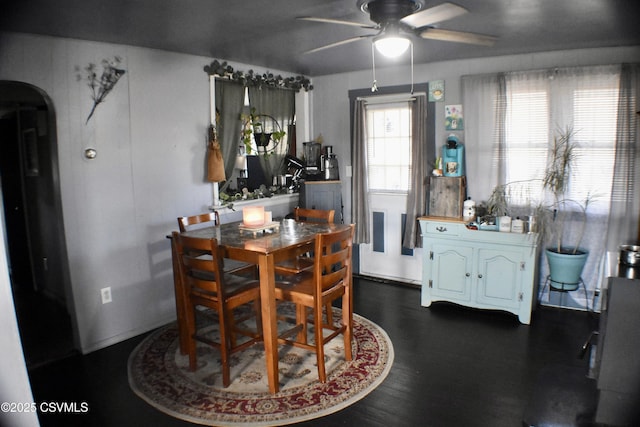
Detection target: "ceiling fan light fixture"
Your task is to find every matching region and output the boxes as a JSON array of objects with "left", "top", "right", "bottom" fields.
[{"left": 373, "top": 34, "right": 411, "bottom": 58}]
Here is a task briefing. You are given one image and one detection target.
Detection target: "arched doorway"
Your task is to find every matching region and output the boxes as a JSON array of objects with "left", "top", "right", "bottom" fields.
[{"left": 0, "top": 81, "right": 79, "bottom": 369}]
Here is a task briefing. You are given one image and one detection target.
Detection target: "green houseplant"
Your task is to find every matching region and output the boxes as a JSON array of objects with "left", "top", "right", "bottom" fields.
[
  {"left": 541, "top": 126, "right": 590, "bottom": 290},
  {"left": 486, "top": 126, "right": 591, "bottom": 291},
  {"left": 239, "top": 109, "right": 287, "bottom": 185},
  {"left": 240, "top": 109, "right": 286, "bottom": 155}
]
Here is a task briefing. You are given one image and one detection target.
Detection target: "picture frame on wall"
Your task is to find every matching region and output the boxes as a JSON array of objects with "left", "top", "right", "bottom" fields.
[
  {"left": 445, "top": 104, "right": 463, "bottom": 131},
  {"left": 429, "top": 80, "right": 445, "bottom": 102}
]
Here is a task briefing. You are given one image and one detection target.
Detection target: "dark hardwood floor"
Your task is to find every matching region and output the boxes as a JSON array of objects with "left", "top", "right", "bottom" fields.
[
  {"left": 26, "top": 277, "right": 600, "bottom": 427},
  {"left": 13, "top": 287, "right": 78, "bottom": 370}
]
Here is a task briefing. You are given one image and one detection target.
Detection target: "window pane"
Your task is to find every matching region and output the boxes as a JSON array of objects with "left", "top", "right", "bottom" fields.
[
  {"left": 366, "top": 102, "right": 412, "bottom": 192},
  {"left": 505, "top": 89, "right": 549, "bottom": 204},
  {"left": 503, "top": 72, "right": 619, "bottom": 215},
  {"left": 571, "top": 88, "right": 618, "bottom": 212}
]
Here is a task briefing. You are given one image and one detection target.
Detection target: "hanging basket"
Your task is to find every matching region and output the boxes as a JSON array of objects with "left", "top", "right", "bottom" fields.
[
  {"left": 251, "top": 115, "right": 283, "bottom": 153},
  {"left": 254, "top": 132, "right": 272, "bottom": 147}
]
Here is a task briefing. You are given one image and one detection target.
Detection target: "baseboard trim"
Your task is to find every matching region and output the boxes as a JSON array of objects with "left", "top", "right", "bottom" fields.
[{"left": 354, "top": 274, "right": 420, "bottom": 289}]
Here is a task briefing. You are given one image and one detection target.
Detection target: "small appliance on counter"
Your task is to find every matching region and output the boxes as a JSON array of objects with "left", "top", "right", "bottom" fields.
[
  {"left": 321, "top": 145, "right": 340, "bottom": 180},
  {"left": 302, "top": 141, "right": 322, "bottom": 179},
  {"left": 618, "top": 244, "right": 640, "bottom": 279},
  {"left": 442, "top": 134, "right": 465, "bottom": 177}
]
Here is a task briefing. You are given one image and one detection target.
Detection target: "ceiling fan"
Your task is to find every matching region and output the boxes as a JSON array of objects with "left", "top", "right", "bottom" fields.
[{"left": 300, "top": 0, "right": 497, "bottom": 56}]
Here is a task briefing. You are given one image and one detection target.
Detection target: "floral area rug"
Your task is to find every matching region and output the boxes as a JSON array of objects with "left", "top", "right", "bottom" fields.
[{"left": 128, "top": 304, "right": 394, "bottom": 426}]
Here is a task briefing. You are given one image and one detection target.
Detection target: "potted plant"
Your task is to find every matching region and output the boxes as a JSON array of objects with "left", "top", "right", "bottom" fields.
[
  {"left": 240, "top": 109, "right": 287, "bottom": 185},
  {"left": 541, "top": 126, "right": 590, "bottom": 290},
  {"left": 485, "top": 126, "right": 591, "bottom": 291},
  {"left": 240, "top": 109, "right": 286, "bottom": 153},
  {"left": 485, "top": 179, "right": 539, "bottom": 231}
]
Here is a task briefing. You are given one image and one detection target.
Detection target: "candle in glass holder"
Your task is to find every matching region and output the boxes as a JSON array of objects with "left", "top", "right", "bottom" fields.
[
  {"left": 264, "top": 211, "right": 272, "bottom": 224},
  {"left": 243, "top": 206, "right": 265, "bottom": 226}
]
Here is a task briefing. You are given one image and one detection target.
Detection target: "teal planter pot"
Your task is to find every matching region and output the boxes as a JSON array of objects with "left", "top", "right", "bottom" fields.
[{"left": 545, "top": 248, "right": 588, "bottom": 291}]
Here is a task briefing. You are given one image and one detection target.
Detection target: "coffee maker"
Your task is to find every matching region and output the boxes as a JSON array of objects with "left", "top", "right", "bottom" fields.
[{"left": 321, "top": 145, "right": 339, "bottom": 180}]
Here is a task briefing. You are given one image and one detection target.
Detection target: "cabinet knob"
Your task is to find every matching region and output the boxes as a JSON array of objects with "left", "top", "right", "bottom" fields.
[
  {"left": 478, "top": 274, "right": 483, "bottom": 278},
  {"left": 466, "top": 273, "right": 470, "bottom": 277}
]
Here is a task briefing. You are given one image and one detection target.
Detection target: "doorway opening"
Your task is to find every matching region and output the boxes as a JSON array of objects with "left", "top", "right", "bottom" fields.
[{"left": 0, "top": 81, "right": 79, "bottom": 369}]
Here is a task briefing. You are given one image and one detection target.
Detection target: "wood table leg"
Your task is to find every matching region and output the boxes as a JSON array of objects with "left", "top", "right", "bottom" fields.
[{"left": 258, "top": 253, "right": 279, "bottom": 394}]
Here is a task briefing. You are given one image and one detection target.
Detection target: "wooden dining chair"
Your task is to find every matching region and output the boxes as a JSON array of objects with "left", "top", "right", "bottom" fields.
[
  {"left": 294, "top": 207, "right": 335, "bottom": 224},
  {"left": 177, "top": 211, "right": 220, "bottom": 232},
  {"left": 274, "top": 207, "right": 336, "bottom": 276},
  {"left": 172, "top": 231, "right": 262, "bottom": 387},
  {"left": 178, "top": 212, "right": 257, "bottom": 277},
  {"left": 274, "top": 224, "right": 355, "bottom": 383},
  {"left": 275, "top": 207, "right": 338, "bottom": 325}
]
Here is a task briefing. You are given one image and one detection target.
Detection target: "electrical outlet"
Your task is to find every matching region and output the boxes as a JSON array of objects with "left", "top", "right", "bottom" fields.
[{"left": 101, "top": 287, "right": 112, "bottom": 304}]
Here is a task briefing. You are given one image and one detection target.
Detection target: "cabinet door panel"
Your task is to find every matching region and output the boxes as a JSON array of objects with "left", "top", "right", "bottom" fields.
[
  {"left": 301, "top": 182, "right": 341, "bottom": 212},
  {"left": 477, "top": 249, "right": 522, "bottom": 308},
  {"left": 432, "top": 243, "right": 473, "bottom": 301}
]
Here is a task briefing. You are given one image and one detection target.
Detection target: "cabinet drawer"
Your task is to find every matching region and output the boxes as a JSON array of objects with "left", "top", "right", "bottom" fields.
[{"left": 423, "top": 221, "right": 461, "bottom": 236}]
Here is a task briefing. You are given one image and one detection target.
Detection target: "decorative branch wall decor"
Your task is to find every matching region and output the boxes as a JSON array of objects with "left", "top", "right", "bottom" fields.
[
  {"left": 204, "top": 60, "right": 313, "bottom": 91},
  {"left": 76, "top": 56, "right": 126, "bottom": 124}
]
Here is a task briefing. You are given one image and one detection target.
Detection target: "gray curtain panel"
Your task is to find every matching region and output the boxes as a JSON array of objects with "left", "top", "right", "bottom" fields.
[
  {"left": 402, "top": 94, "right": 427, "bottom": 249},
  {"left": 215, "top": 80, "right": 245, "bottom": 178},
  {"left": 606, "top": 63, "right": 640, "bottom": 252},
  {"left": 248, "top": 86, "right": 296, "bottom": 183},
  {"left": 352, "top": 99, "right": 370, "bottom": 244}
]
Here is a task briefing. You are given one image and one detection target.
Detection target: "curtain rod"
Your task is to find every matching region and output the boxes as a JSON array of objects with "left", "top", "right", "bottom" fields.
[{"left": 357, "top": 92, "right": 426, "bottom": 104}]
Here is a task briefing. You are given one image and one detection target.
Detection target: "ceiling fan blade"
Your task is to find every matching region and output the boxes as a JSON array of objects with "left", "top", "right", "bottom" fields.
[
  {"left": 419, "top": 28, "right": 497, "bottom": 46},
  {"left": 303, "top": 35, "right": 373, "bottom": 54},
  {"left": 401, "top": 2, "right": 468, "bottom": 28},
  {"left": 297, "top": 16, "right": 377, "bottom": 30}
]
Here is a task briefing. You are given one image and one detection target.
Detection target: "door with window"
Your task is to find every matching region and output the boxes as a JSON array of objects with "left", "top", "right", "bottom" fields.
[{"left": 358, "top": 101, "right": 422, "bottom": 284}]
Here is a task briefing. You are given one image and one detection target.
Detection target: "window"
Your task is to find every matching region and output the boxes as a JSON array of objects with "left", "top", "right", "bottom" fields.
[
  {"left": 462, "top": 64, "right": 638, "bottom": 311},
  {"left": 501, "top": 69, "right": 620, "bottom": 214},
  {"left": 365, "top": 102, "right": 412, "bottom": 192}
]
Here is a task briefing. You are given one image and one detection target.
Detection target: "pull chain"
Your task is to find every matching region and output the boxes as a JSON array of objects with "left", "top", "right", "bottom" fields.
[
  {"left": 410, "top": 42, "right": 414, "bottom": 94},
  {"left": 371, "top": 43, "right": 378, "bottom": 92}
]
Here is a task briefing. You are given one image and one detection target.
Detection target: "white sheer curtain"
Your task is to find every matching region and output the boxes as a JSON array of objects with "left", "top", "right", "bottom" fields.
[
  {"left": 462, "top": 64, "right": 637, "bottom": 310},
  {"left": 461, "top": 73, "right": 504, "bottom": 202}
]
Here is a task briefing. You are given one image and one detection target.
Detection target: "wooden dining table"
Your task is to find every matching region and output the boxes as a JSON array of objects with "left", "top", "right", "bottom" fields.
[{"left": 169, "top": 218, "right": 352, "bottom": 394}]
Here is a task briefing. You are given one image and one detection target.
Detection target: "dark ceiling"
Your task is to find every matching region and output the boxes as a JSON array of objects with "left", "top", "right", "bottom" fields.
[{"left": 1, "top": 0, "right": 639, "bottom": 77}]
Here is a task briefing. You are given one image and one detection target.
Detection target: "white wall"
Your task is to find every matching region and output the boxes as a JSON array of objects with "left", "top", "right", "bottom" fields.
[
  {"left": 310, "top": 46, "right": 640, "bottom": 224},
  {"left": 0, "top": 32, "right": 295, "bottom": 354}
]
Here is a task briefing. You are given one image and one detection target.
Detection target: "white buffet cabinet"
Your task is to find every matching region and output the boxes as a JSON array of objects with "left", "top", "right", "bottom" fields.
[{"left": 419, "top": 217, "right": 539, "bottom": 324}]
